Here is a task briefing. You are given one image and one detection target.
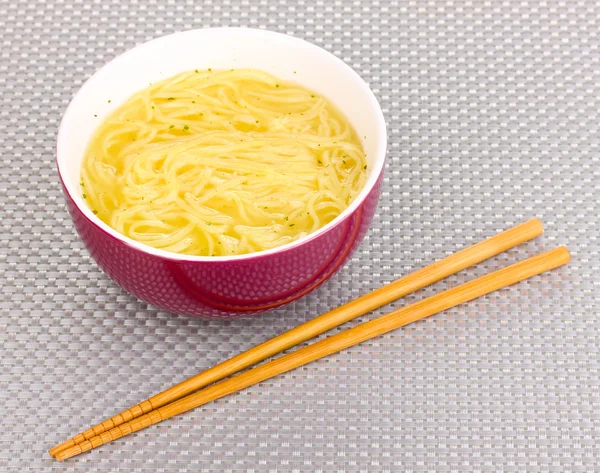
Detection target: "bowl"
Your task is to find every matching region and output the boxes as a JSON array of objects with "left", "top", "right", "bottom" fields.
[{"left": 56, "top": 27, "right": 387, "bottom": 317}]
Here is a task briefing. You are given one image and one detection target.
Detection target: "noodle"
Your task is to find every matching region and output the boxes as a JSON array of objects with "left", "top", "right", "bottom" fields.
[{"left": 81, "top": 68, "right": 367, "bottom": 256}]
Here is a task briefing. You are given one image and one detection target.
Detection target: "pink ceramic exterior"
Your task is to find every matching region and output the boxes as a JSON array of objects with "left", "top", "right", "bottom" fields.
[{"left": 61, "top": 170, "right": 384, "bottom": 317}]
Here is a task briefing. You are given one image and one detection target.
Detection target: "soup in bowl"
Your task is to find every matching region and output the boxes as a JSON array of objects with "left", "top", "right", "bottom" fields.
[{"left": 57, "top": 28, "right": 387, "bottom": 317}]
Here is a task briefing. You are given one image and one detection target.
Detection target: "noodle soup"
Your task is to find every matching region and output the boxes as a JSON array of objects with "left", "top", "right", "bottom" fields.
[{"left": 81, "top": 68, "right": 367, "bottom": 257}]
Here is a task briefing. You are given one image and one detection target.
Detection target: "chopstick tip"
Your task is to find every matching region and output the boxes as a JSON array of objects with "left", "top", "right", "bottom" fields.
[
  {"left": 55, "top": 444, "right": 83, "bottom": 462},
  {"left": 48, "top": 439, "right": 75, "bottom": 458}
]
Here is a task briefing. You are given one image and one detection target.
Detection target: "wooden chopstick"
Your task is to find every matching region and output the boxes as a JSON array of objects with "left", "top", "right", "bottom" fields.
[
  {"left": 55, "top": 246, "right": 570, "bottom": 460},
  {"left": 49, "top": 218, "right": 543, "bottom": 457}
]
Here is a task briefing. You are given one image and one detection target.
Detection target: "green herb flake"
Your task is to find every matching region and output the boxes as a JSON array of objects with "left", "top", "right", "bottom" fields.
[
  {"left": 363, "top": 164, "right": 368, "bottom": 170},
  {"left": 82, "top": 194, "right": 87, "bottom": 199},
  {"left": 208, "top": 68, "right": 212, "bottom": 72},
  {"left": 289, "top": 224, "right": 295, "bottom": 227},
  {"left": 206, "top": 222, "right": 212, "bottom": 226},
  {"left": 275, "top": 84, "right": 280, "bottom": 88},
  {"left": 343, "top": 160, "right": 347, "bottom": 165},
  {"left": 92, "top": 210, "right": 98, "bottom": 215},
  {"left": 167, "top": 97, "right": 175, "bottom": 101},
  {"left": 311, "top": 94, "right": 315, "bottom": 98},
  {"left": 195, "top": 69, "right": 199, "bottom": 73},
  {"left": 284, "top": 216, "right": 289, "bottom": 221},
  {"left": 183, "top": 125, "right": 189, "bottom": 130},
  {"left": 80, "top": 182, "right": 84, "bottom": 187},
  {"left": 169, "top": 125, "right": 175, "bottom": 129},
  {"left": 192, "top": 100, "right": 195, "bottom": 103},
  {"left": 93, "top": 114, "right": 97, "bottom": 117},
  {"left": 317, "top": 159, "right": 322, "bottom": 164},
  {"left": 108, "top": 99, "right": 111, "bottom": 103}
]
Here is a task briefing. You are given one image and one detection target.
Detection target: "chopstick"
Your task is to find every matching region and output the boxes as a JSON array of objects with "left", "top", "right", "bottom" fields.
[
  {"left": 55, "top": 246, "right": 570, "bottom": 461},
  {"left": 49, "top": 218, "right": 543, "bottom": 458}
]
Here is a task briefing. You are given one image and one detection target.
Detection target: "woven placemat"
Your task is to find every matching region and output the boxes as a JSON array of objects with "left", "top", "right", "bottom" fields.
[{"left": 1, "top": 1, "right": 599, "bottom": 471}]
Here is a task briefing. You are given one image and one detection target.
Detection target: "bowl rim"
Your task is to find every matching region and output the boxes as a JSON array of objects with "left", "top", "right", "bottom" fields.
[{"left": 56, "top": 27, "right": 387, "bottom": 263}]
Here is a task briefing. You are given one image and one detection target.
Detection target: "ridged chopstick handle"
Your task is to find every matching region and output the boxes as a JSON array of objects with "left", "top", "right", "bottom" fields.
[
  {"left": 56, "top": 401, "right": 155, "bottom": 453},
  {"left": 57, "top": 410, "right": 164, "bottom": 459}
]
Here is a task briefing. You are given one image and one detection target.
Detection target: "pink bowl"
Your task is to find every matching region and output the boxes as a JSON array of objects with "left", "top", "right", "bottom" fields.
[{"left": 57, "top": 28, "right": 387, "bottom": 317}]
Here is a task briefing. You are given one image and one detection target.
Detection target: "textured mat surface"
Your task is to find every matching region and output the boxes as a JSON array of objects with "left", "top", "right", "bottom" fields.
[{"left": 1, "top": 1, "right": 599, "bottom": 471}]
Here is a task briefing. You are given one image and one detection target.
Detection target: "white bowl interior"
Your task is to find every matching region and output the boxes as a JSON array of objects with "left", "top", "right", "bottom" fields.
[{"left": 57, "top": 27, "right": 387, "bottom": 261}]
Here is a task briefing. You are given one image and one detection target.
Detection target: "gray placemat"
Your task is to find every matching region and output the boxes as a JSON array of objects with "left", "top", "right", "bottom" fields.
[{"left": 1, "top": 1, "right": 599, "bottom": 472}]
